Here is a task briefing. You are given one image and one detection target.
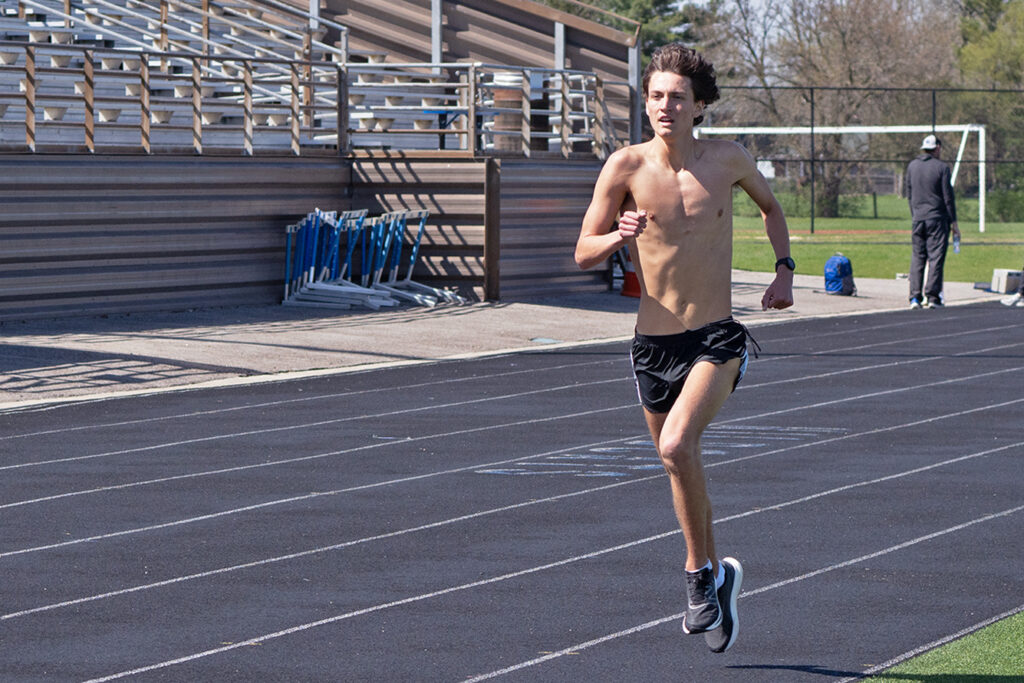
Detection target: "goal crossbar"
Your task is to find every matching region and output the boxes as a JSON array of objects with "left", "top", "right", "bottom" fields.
[{"left": 695, "top": 124, "right": 987, "bottom": 232}]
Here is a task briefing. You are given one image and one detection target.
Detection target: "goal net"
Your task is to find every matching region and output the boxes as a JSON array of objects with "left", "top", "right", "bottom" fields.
[{"left": 694, "top": 124, "right": 987, "bottom": 232}]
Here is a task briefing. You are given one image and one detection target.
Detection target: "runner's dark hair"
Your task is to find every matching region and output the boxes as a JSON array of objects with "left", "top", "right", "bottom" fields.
[{"left": 642, "top": 44, "right": 719, "bottom": 125}]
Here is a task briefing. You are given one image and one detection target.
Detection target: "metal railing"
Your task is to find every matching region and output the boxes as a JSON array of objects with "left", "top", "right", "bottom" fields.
[
  {"left": 19, "top": 0, "right": 350, "bottom": 63},
  {"left": 344, "top": 62, "right": 625, "bottom": 158},
  {"left": 0, "top": 40, "right": 626, "bottom": 156},
  {"left": 0, "top": 40, "right": 342, "bottom": 153}
]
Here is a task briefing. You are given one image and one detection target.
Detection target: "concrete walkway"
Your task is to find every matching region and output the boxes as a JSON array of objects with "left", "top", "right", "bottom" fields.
[{"left": 0, "top": 271, "right": 1000, "bottom": 409}]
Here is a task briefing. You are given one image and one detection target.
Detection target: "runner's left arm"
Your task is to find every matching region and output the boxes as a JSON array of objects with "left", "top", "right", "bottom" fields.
[{"left": 734, "top": 146, "right": 794, "bottom": 311}]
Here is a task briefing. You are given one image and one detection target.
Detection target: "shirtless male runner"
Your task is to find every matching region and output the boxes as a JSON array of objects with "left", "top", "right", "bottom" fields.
[{"left": 575, "top": 44, "right": 794, "bottom": 653}]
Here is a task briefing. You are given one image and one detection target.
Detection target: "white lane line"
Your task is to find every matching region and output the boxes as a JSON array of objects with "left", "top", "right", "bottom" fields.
[
  {"left": 0, "top": 336, "right": 636, "bottom": 414},
  {"left": 8, "top": 403, "right": 1023, "bottom": 618},
  {"left": 732, "top": 364, "right": 1022, "bottom": 424},
  {"left": 0, "top": 408, "right": 637, "bottom": 558},
  {"left": 8, "top": 332, "right": 1014, "bottom": 476},
  {"left": 755, "top": 322, "right": 1022, "bottom": 365},
  {"left": 0, "top": 358, "right": 622, "bottom": 442},
  {"left": 462, "top": 504, "right": 1024, "bottom": 682},
  {"left": 2, "top": 307, "right": 950, "bottom": 416},
  {"left": 76, "top": 534, "right": 680, "bottom": 683},
  {"left": 5, "top": 360, "right": 1020, "bottom": 512},
  {"left": 82, "top": 501, "right": 1024, "bottom": 682},
  {"left": 4, "top": 319, "right": 1016, "bottom": 443},
  {"left": 12, "top": 435, "right": 1022, "bottom": 622},
  {"left": 710, "top": 396, "right": 1024, "bottom": 469},
  {"left": 761, "top": 310, "right": 1004, "bottom": 347},
  {"left": 0, "top": 392, "right": 630, "bottom": 511},
  {"left": 5, "top": 369, "right": 1022, "bottom": 559},
  {"left": 0, "top": 289, "right": 998, "bottom": 417},
  {"left": 712, "top": 440, "right": 1024, "bottom": 526},
  {"left": 741, "top": 341, "right": 1022, "bottom": 390},
  {"left": 2, "top": 463, "right": 660, "bottom": 621},
  {"left": 837, "top": 603, "right": 1024, "bottom": 682},
  {"left": 0, "top": 376, "right": 623, "bottom": 473}
]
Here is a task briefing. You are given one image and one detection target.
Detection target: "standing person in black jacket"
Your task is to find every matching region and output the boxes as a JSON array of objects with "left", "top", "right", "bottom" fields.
[{"left": 906, "top": 134, "right": 961, "bottom": 309}]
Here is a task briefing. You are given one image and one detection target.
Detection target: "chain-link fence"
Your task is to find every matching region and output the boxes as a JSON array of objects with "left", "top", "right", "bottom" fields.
[{"left": 698, "top": 85, "right": 1024, "bottom": 232}]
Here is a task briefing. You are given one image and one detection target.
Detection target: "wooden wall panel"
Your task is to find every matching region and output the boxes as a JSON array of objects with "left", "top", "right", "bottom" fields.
[
  {"left": 444, "top": 2, "right": 555, "bottom": 67},
  {"left": 0, "top": 153, "right": 610, "bottom": 319},
  {"left": 0, "top": 154, "right": 352, "bottom": 320},
  {"left": 330, "top": 0, "right": 432, "bottom": 62},
  {"left": 351, "top": 156, "right": 488, "bottom": 299},
  {"left": 497, "top": 157, "right": 608, "bottom": 299}
]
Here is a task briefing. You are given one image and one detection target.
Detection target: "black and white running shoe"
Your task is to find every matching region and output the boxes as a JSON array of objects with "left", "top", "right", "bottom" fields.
[
  {"left": 682, "top": 564, "right": 721, "bottom": 634},
  {"left": 705, "top": 557, "right": 743, "bottom": 653}
]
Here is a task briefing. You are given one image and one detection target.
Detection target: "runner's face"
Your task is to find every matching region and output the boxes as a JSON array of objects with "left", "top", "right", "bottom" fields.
[{"left": 645, "top": 71, "right": 703, "bottom": 137}]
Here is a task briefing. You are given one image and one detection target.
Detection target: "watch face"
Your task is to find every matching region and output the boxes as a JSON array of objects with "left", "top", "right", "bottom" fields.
[{"left": 776, "top": 257, "right": 795, "bottom": 271}]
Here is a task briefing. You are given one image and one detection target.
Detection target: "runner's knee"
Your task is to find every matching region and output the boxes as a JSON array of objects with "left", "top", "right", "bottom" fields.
[{"left": 658, "top": 432, "right": 700, "bottom": 474}]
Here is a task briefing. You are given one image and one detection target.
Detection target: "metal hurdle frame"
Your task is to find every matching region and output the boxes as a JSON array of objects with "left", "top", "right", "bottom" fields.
[
  {"left": 378, "top": 209, "right": 464, "bottom": 305},
  {"left": 283, "top": 208, "right": 398, "bottom": 310},
  {"left": 284, "top": 207, "right": 462, "bottom": 310},
  {"left": 284, "top": 211, "right": 319, "bottom": 303},
  {"left": 363, "top": 211, "right": 403, "bottom": 290},
  {"left": 340, "top": 208, "right": 369, "bottom": 283}
]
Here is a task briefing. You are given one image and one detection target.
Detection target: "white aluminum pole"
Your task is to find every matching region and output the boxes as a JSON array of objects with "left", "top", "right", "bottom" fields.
[
  {"left": 698, "top": 124, "right": 974, "bottom": 136},
  {"left": 554, "top": 21, "right": 565, "bottom": 70},
  {"left": 432, "top": 0, "right": 443, "bottom": 70},
  {"left": 698, "top": 123, "right": 987, "bottom": 231},
  {"left": 979, "top": 125, "right": 986, "bottom": 233},
  {"left": 628, "top": 43, "right": 641, "bottom": 145},
  {"left": 950, "top": 128, "right": 969, "bottom": 187}
]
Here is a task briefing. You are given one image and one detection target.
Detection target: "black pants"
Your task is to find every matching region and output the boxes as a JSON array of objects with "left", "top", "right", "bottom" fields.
[{"left": 909, "top": 219, "right": 950, "bottom": 303}]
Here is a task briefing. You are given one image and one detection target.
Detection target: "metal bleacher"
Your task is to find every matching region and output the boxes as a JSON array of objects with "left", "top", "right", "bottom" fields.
[
  {"left": 0, "top": 0, "right": 630, "bottom": 157},
  {"left": 0, "top": 0, "right": 631, "bottom": 318}
]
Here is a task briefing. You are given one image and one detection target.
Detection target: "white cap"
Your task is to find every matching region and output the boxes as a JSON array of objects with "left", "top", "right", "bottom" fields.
[{"left": 921, "top": 134, "right": 940, "bottom": 150}]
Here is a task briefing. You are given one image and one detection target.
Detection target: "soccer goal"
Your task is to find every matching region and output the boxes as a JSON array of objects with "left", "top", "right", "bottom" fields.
[{"left": 694, "top": 123, "right": 987, "bottom": 232}]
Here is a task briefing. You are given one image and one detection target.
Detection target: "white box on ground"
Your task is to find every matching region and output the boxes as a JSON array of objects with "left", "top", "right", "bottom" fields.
[{"left": 991, "top": 269, "right": 1023, "bottom": 293}]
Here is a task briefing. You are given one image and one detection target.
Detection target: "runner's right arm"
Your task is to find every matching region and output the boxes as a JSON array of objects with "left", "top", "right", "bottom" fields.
[{"left": 575, "top": 151, "right": 645, "bottom": 270}]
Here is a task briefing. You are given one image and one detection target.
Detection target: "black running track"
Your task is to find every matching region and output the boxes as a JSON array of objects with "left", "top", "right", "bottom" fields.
[{"left": 2, "top": 303, "right": 1022, "bottom": 682}]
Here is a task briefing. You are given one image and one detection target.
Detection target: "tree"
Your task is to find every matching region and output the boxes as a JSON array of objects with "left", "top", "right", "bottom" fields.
[
  {"left": 959, "top": 0, "right": 1024, "bottom": 86},
  {"left": 542, "top": 0, "right": 723, "bottom": 59},
  {"left": 596, "top": 0, "right": 723, "bottom": 56},
  {"left": 958, "top": 0, "right": 1011, "bottom": 40},
  {"left": 957, "top": 0, "right": 1024, "bottom": 194},
  {"left": 705, "top": 0, "right": 961, "bottom": 216}
]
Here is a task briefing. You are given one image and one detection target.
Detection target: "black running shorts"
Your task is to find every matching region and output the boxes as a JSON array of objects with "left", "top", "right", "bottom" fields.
[{"left": 629, "top": 317, "right": 752, "bottom": 414}]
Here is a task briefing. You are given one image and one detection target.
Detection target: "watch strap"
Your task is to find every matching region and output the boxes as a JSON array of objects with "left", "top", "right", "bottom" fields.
[{"left": 775, "top": 256, "right": 795, "bottom": 272}]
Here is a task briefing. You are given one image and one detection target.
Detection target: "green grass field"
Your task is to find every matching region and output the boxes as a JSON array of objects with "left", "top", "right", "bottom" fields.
[
  {"left": 732, "top": 192, "right": 1024, "bottom": 282},
  {"left": 864, "top": 609, "right": 1024, "bottom": 680}
]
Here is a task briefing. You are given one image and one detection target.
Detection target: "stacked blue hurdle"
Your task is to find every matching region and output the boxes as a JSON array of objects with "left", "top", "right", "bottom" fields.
[{"left": 283, "top": 208, "right": 464, "bottom": 310}]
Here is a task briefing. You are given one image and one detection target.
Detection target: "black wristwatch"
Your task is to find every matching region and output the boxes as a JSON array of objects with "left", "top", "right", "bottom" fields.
[{"left": 775, "top": 256, "right": 796, "bottom": 272}]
